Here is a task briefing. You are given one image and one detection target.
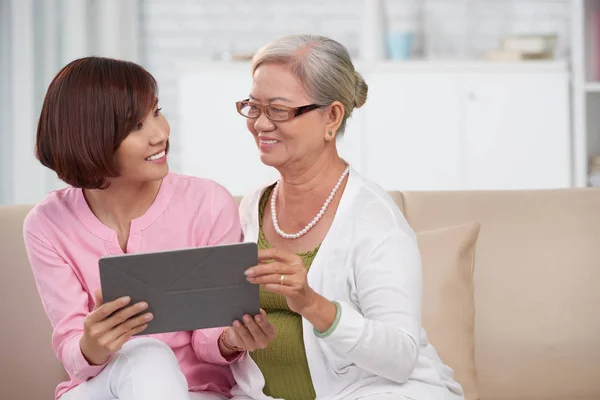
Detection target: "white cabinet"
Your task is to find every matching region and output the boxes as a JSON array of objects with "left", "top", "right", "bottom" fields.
[
  {"left": 462, "top": 73, "right": 571, "bottom": 189},
  {"left": 358, "top": 65, "right": 571, "bottom": 191},
  {"left": 177, "top": 61, "right": 572, "bottom": 196}
]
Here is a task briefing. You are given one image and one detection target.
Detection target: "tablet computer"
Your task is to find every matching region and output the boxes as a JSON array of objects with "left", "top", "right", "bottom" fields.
[{"left": 99, "top": 242, "right": 259, "bottom": 335}]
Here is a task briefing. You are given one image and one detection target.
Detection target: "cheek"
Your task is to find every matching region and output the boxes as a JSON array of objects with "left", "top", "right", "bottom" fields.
[
  {"left": 115, "top": 138, "right": 142, "bottom": 166},
  {"left": 114, "top": 148, "right": 131, "bottom": 170},
  {"left": 246, "top": 119, "right": 257, "bottom": 134},
  {"left": 282, "top": 120, "right": 310, "bottom": 140},
  {"left": 112, "top": 149, "right": 126, "bottom": 172}
]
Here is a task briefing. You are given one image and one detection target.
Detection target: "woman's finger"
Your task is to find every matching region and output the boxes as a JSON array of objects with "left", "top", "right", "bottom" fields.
[
  {"left": 225, "top": 325, "right": 244, "bottom": 349},
  {"left": 261, "top": 284, "right": 295, "bottom": 298},
  {"left": 88, "top": 296, "right": 131, "bottom": 324},
  {"left": 106, "top": 311, "right": 153, "bottom": 342},
  {"left": 242, "top": 315, "right": 268, "bottom": 349},
  {"left": 254, "top": 311, "right": 276, "bottom": 339},
  {"left": 232, "top": 320, "right": 255, "bottom": 351},
  {"left": 245, "top": 261, "right": 297, "bottom": 278},
  {"left": 248, "top": 272, "right": 298, "bottom": 287},
  {"left": 100, "top": 301, "right": 148, "bottom": 331}
]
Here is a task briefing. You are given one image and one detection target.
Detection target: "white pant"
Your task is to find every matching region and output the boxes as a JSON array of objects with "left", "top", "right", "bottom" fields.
[
  {"left": 60, "top": 338, "right": 227, "bottom": 400},
  {"left": 230, "top": 394, "right": 410, "bottom": 399}
]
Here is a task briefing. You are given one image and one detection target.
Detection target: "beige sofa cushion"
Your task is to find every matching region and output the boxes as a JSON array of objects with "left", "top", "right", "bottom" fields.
[
  {"left": 401, "top": 189, "right": 600, "bottom": 400},
  {"left": 0, "top": 205, "right": 67, "bottom": 400},
  {"left": 418, "top": 221, "right": 480, "bottom": 400}
]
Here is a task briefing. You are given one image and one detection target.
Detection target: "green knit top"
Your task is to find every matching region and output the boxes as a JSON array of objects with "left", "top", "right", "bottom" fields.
[{"left": 249, "top": 186, "right": 318, "bottom": 400}]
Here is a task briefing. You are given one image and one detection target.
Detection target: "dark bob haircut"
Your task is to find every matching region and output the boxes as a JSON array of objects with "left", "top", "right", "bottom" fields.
[{"left": 35, "top": 56, "right": 159, "bottom": 189}]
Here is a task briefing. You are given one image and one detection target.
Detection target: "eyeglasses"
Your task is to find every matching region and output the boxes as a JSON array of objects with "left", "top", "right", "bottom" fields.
[{"left": 235, "top": 99, "right": 324, "bottom": 122}]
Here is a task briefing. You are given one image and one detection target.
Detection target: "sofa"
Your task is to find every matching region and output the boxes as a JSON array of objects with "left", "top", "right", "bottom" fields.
[{"left": 1, "top": 188, "right": 599, "bottom": 400}]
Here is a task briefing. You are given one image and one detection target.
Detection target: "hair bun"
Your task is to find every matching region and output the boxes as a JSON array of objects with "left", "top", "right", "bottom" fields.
[{"left": 354, "top": 71, "right": 368, "bottom": 108}]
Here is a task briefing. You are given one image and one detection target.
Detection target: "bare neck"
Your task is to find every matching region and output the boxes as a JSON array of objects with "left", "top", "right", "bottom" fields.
[
  {"left": 83, "top": 179, "right": 163, "bottom": 232},
  {"left": 277, "top": 154, "right": 347, "bottom": 205}
]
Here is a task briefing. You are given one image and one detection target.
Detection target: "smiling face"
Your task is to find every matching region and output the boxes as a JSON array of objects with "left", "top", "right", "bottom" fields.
[
  {"left": 112, "top": 103, "right": 170, "bottom": 184},
  {"left": 246, "top": 63, "right": 333, "bottom": 170}
]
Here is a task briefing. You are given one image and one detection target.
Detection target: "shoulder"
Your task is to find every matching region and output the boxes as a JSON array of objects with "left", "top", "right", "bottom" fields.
[
  {"left": 167, "top": 172, "right": 232, "bottom": 197},
  {"left": 349, "top": 176, "right": 416, "bottom": 243},
  {"left": 166, "top": 172, "right": 237, "bottom": 209},
  {"left": 341, "top": 177, "right": 422, "bottom": 279},
  {"left": 23, "top": 186, "right": 79, "bottom": 240}
]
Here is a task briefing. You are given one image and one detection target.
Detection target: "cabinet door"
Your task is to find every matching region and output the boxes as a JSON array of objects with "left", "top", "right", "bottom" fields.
[
  {"left": 462, "top": 73, "right": 571, "bottom": 189},
  {"left": 364, "top": 72, "right": 463, "bottom": 191},
  {"left": 178, "top": 67, "right": 279, "bottom": 197}
]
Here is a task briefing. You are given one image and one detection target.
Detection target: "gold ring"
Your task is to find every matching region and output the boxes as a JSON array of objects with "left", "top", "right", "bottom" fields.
[{"left": 280, "top": 274, "right": 285, "bottom": 285}]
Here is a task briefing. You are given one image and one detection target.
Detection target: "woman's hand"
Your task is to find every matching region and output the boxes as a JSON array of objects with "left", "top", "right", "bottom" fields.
[
  {"left": 245, "top": 248, "right": 339, "bottom": 334},
  {"left": 80, "top": 290, "right": 152, "bottom": 365},
  {"left": 219, "top": 309, "right": 276, "bottom": 357},
  {"left": 245, "top": 248, "right": 318, "bottom": 314}
]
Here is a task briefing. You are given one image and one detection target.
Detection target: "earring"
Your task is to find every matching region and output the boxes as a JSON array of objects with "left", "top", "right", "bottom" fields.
[{"left": 328, "top": 131, "right": 333, "bottom": 136}]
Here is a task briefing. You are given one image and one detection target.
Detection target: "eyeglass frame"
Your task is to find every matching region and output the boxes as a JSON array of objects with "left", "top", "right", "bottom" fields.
[{"left": 235, "top": 99, "right": 327, "bottom": 122}]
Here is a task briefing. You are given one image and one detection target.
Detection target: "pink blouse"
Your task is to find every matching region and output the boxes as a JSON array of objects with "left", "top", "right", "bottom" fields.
[{"left": 23, "top": 173, "right": 243, "bottom": 399}]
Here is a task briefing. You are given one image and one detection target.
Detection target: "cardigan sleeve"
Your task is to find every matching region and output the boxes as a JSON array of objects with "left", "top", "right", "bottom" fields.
[{"left": 317, "top": 228, "right": 422, "bottom": 383}]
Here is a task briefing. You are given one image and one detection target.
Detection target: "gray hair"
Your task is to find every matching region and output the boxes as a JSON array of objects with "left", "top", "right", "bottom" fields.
[{"left": 251, "top": 34, "right": 368, "bottom": 135}]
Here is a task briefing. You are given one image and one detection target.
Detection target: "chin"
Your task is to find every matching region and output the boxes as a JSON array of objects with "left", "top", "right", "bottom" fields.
[
  {"left": 259, "top": 153, "right": 285, "bottom": 168},
  {"left": 143, "top": 164, "right": 170, "bottom": 182},
  {"left": 155, "top": 164, "right": 170, "bottom": 179}
]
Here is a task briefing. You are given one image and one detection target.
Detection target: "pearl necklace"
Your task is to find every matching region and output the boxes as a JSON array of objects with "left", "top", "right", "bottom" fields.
[{"left": 271, "top": 165, "right": 350, "bottom": 240}]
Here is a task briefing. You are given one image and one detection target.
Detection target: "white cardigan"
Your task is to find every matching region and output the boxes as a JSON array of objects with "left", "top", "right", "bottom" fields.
[{"left": 230, "top": 167, "right": 464, "bottom": 400}]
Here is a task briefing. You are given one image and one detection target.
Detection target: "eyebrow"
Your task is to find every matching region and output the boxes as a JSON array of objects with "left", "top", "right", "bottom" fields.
[{"left": 248, "top": 95, "right": 292, "bottom": 103}]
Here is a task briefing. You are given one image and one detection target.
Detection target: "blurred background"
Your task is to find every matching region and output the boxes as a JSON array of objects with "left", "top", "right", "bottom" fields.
[{"left": 2, "top": 0, "right": 599, "bottom": 205}]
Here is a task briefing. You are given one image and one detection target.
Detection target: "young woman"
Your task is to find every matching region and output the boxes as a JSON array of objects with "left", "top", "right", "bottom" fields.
[{"left": 23, "top": 56, "right": 275, "bottom": 400}]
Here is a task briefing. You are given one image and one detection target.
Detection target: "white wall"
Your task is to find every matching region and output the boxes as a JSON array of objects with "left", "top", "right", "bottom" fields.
[
  {"left": 141, "top": 0, "right": 571, "bottom": 172},
  {"left": 0, "top": 0, "right": 12, "bottom": 204},
  {"left": 0, "top": 0, "right": 575, "bottom": 204}
]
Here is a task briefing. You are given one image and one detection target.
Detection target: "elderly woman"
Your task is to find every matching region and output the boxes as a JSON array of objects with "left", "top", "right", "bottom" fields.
[{"left": 230, "top": 35, "right": 465, "bottom": 400}]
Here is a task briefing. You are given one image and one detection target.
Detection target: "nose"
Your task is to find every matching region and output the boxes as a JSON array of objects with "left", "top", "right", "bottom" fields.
[
  {"left": 253, "top": 112, "right": 275, "bottom": 132},
  {"left": 149, "top": 119, "right": 170, "bottom": 145}
]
